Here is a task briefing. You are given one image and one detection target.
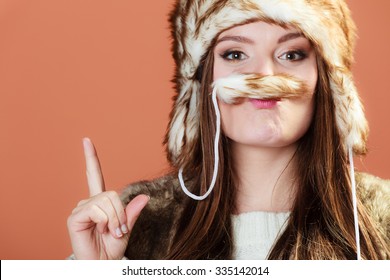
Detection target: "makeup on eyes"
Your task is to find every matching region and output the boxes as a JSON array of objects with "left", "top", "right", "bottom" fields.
[
  {"left": 220, "top": 50, "right": 247, "bottom": 61},
  {"left": 278, "top": 49, "right": 308, "bottom": 61},
  {"left": 213, "top": 29, "right": 315, "bottom": 75}
]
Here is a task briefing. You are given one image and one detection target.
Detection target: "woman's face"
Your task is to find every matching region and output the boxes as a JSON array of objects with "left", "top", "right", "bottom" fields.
[{"left": 213, "top": 21, "right": 317, "bottom": 149}]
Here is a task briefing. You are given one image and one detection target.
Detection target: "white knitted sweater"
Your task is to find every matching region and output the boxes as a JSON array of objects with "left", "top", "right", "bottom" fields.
[{"left": 232, "top": 212, "right": 290, "bottom": 260}]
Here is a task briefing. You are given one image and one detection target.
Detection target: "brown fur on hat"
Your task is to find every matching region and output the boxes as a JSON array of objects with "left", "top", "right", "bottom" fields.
[{"left": 166, "top": 0, "right": 368, "bottom": 165}]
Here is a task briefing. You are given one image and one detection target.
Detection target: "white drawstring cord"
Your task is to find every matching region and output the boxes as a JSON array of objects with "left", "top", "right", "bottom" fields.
[
  {"left": 349, "top": 146, "right": 361, "bottom": 260},
  {"left": 178, "top": 87, "right": 221, "bottom": 200},
  {"left": 178, "top": 81, "right": 362, "bottom": 260}
]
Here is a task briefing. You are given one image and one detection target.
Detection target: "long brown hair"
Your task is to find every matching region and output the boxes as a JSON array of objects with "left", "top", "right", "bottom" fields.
[
  {"left": 268, "top": 59, "right": 389, "bottom": 259},
  {"left": 166, "top": 45, "right": 389, "bottom": 259}
]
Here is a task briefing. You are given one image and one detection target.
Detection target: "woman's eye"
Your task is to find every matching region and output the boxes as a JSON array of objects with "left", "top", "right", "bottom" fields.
[
  {"left": 221, "top": 51, "right": 248, "bottom": 61},
  {"left": 278, "top": 50, "right": 307, "bottom": 61}
]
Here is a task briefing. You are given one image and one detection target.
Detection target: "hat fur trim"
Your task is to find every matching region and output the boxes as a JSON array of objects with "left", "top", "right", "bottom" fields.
[{"left": 166, "top": 0, "right": 368, "bottom": 165}]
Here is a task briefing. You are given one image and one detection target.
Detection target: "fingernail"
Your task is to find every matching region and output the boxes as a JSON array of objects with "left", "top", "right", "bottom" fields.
[
  {"left": 83, "top": 138, "right": 91, "bottom": 150},
  {"left": 82, "top": 137, "right": 90, "bottom": 145},
  {"left": 121, "top": 224, "right": 128, "bottom": 234},
  {"left": 116, "top": 227, "right": 123, "bottom": 237}
]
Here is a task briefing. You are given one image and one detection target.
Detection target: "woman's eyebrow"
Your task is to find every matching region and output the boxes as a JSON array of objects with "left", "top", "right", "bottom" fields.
[
  {"left": 278, "top": 32, "right": 304, "bottom": 44},
  {"left": 216, "top": 35, "right": 255, "bottom": 45}
]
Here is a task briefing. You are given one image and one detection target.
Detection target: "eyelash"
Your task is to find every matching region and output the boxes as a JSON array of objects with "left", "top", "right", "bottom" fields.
[
  {"left": 220, "top": 49, "right": 308, "bottom": 62},
  {"left": 278, "top": 50, "right": 307, "bottom": 61},
  {"left": 220, "top": 50, "right": 247, "bottom": 62}
]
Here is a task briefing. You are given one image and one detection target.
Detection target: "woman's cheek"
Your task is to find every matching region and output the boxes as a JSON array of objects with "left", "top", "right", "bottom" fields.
[{"left": 280, "top": 94, "right": 315, "bottom": 144}]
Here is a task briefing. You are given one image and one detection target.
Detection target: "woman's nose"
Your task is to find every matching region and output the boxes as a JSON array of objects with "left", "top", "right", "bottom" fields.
[{"left": 251, "top": 59, "right": 274, "bottom": 76}]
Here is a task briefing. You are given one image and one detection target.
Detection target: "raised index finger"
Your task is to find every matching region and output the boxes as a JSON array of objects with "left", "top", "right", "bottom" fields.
[{"left": 83, "top": 137, "right": 105, "bottom": 196}]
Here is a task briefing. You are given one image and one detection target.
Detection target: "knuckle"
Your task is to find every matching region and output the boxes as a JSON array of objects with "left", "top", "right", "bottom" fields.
[
  {"left": 100, "top": 195, "right": 111, "bottom": 204},
  {"left": 106, "top": 191, "right": 118, "bottom": 199},
  {"left": 77, "top": 199, "right": 87, "bottom": 207},
  {"left": 67, "top": 213, "right": 80, "bottom": 227},
  {"left": 108, "top": 212, "right": 119, "bottom": 225},
  {"left": 67, "top": 214, "right": 74, "bottom": 225},
  {"left": 85, "top": 203, "right": 99, "bottom": 214},
  {"left": 118, "top": 209, "right": 126, "bottom": 221}
]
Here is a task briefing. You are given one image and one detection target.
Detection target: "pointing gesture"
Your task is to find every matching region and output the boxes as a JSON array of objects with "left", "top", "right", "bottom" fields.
[
  {"left": 83, "top": 138, "right": 105, "bottom": 196},
  {"left": 67, "top": 138, "right": 149, "bottom": 259}
]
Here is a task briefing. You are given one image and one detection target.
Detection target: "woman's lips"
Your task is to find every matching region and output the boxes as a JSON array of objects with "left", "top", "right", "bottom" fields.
[{"left": 249, "top": 98, "right": 281, "bottom": 109}]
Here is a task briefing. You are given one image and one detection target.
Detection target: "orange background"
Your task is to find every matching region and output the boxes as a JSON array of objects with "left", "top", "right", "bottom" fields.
[{"left": 0, "top": 0, "right": 389, "bottom": 259}]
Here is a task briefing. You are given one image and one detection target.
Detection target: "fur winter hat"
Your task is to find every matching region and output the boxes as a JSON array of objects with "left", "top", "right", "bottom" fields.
[{"left": 166, "top": 0, "right": 368, "bottom": 165}]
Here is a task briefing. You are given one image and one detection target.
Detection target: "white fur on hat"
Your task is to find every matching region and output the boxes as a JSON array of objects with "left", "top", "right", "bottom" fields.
[{"left": 166, "top": 0, "right": 368, "bottom": 165}]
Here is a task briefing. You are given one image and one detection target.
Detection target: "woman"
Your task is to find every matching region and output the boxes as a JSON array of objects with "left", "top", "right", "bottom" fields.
[{"left": 67, "top": 0, "right": 390, "bottom": 259}]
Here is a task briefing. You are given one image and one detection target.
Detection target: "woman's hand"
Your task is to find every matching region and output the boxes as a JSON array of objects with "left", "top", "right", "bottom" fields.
[{"left": 67, "top": 138, "right": 149, "bottom": 259}]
